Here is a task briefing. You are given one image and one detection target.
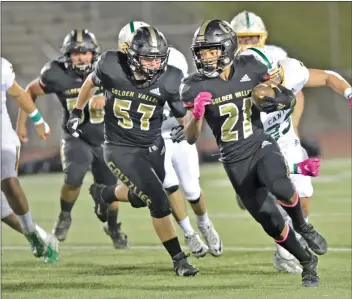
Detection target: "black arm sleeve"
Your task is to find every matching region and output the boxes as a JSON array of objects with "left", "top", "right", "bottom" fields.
[{"left": 39, "top": 61, "right": 63, "bottom": 94}]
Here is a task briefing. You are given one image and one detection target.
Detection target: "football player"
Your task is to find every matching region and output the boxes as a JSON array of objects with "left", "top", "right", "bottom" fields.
[
  {"left": 1, "top": 57, "right": 59, "bottom": 263},
  {"left": 67, "top": 26, "right": 199, "bottom": 276},
  {"left": 16, "top": 30, "right": 128, "bottom": 248},
  {"left": 181, "top": 19, "right": 327, "bottom": 287},
  {"left": 241, "top": 47, "right": 352, "bottom": 273},
  {"left": 230, "top": 11, "right": 321, "bottom": 157},
  {"left": 116, "top": 21, "right": 222, "bottom": 258}
]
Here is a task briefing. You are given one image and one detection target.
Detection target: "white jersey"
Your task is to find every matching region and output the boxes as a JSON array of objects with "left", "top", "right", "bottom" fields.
[
  {"left": 263, "top": 45, "right": 288, "bottom": 60},
  {"left": 260, "top": 58, "right": 310, "bottom": 147},
  {"left": 161, "top": 47, "right": 189, "bottom": 139},
  {"left": 1, "top": 57, "right": 20, "bottom": 147}
]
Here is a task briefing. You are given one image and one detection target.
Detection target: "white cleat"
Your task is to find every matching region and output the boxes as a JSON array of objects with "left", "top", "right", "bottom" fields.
[
  {"left": 184, "top": 232, "right": 209, "bottom": 258},
  {"left": 273, "top": 251, "right": 302, "bottom": 274},
  {"left": 35, "top": 224, "right": 59, "bottom": 263},
  {"left": 198, "top": 222, "right": 223, "bottom": 257}
]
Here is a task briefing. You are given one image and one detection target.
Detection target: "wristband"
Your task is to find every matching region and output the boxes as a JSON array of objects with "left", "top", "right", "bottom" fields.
[
  {"left": 344, "top": 87, "right": 352, "bottom": 100},
  {"left": 29, "top": 109, "right": 44, "bottom": 125}
]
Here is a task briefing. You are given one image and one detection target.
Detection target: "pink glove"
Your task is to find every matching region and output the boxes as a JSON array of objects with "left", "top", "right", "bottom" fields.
[
  {"left": 193, "top": 92, "right": 212, "bottom": 120},
  {"left": 296, "top": 158, "right": 321, "bottom": 177},
  {"left": 349, "top": 95, "right": 352, "bottom": 108}
]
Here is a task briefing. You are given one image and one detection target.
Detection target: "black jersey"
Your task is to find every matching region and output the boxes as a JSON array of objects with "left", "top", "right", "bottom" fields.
[
  {"left": 39, "top": 60, "right": 105, "bottom": 145},
  {"left": 92, "top": 51, "right": 184, "bottom": 147},
  {"left": 181, "top": 55, "right": 270, "bottom": 163}
]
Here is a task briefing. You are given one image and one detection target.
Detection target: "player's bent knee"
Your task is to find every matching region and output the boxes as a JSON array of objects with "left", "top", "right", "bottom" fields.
[
  {"left": 183, "top": 186, "right": 201, "bottom": 202},
  {"left": 270, "top": 178, "right": 295, "bottom": 202},
  {"left": 150, "top": 207, "right": 172, "bottom": 218},
  {"left": 165, "top": 185, "right": 179, "bottom": 195},
  {"left": 188, "top": 196, "right": 201, "bottom": 205},
  {"left": 127, "top": 191, "right": 148, "bottom": 208},
  {"left": 64, "top": 169, "right": 87, "bottom": 188}
]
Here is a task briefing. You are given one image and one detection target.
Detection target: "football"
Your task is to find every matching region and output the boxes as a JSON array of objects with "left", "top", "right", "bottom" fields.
[{"left": 251, "top": 83, "right": 276, "bottom": 110}]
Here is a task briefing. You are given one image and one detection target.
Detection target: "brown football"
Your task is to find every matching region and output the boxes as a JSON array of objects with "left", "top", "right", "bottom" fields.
[{"left": 251, "top": 83, "right": 276, "bottom": 109}]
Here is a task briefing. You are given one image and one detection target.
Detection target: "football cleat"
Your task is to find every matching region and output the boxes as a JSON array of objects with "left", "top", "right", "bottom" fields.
[
  {"left": 52, "top": 211, "right": 72, "bottom": 242},
  {"left": 103, "top": 222, "right": 129, "bottom": 249},
  {"left": 173, "top": 252, "right": 199, "bottom": 276},
  {"left": 184, "top": 232, "right": 208, "bottom": 258},
  {"left": 273, "top": 251, "right": 302, "bottom": 274},
  {"left": 301, "top": 252, "right": 319, "bottom": 287},
  {"left": 298, "top": 223, "right": 327, "bottom": 255},
  {"left": 89, "top": 183, "right": 109, "bottom": 223},
  {"left": 198, "top": 222, "right": 223, "bottom": 257}
]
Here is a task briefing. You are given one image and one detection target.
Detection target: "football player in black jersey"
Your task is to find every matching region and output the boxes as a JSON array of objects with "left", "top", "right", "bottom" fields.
[
  {"left": 181, "top": 19, "right": 327, "bottom": 287},
  {"left": 16, "top": 30, "right": 128, "bottom": 248},
  {"left": 66, "top": 26, "right": 199, "bottom": 276}
]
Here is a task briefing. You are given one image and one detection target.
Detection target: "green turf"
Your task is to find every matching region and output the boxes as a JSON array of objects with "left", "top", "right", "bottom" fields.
[{"left": 1, "top": 158, "right": 351, "bottom": 299}]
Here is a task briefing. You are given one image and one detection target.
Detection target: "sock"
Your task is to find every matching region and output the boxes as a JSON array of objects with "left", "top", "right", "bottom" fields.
[
  {"left": 197, "top": 211, "right": 211, "bottom": 227},
  {"left": 179, "top": 216, "right": 194, "bottom": 235},
  {"left": 275, "top": 224, "right": 311, "bottom": 263},
  {"left": 102, "top": 185, "right": 117, "bottom": 204},
  {"left": 162, "top": 237, "right": 182, "bottom": 258},
  {"left": 280, "top": 193, "right": 306, "bottom": 231},
  {"left": 60, "top": 198, "right": 74, "bottom": 213},
  {"left": 289, "top": 163, "right": 295, "bottom": 174},
  {"left": 17, "top": 211, "right": 35, "bottom": 234},
  {"left": 304, "top": 216, "right": 309, "bottom": 223},
  {"left": 107, "top": 208, "right": 118, "bottom": 229}
]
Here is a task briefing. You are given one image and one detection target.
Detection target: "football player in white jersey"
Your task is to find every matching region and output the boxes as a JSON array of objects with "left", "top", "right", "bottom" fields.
[
  {"left": 117, "top": 21, "right": 222, "bottom": 257},
  {"left": 230, "top": 11, "right": 321, "bottom": 157},
  {"left": 241, "top": 48, "right": 352, "bottom": 273},
  {"left": 1, "top": 57, "right": 59, "bottom": 262}
]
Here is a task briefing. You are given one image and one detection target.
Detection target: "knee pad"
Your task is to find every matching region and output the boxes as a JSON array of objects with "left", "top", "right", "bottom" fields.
[
  {"left": 188, "top": 196, "right": 201, "bottom": 205},
  {"left": 165, "top": 185, "right": 179, "bottom": 195},
  {"left": 64, "top": 165, "right": 87, "bottom": 187},
  {"left": 181, "top": 182, "right": 201, "bottom": 202},
  {"left": 270, "top": 177, "right": 295, "bottom": 202},
  {"left": 127, "top": 191, "right": 148, "bottom": 208},
  {"left": 149, "top": 197, "right": 172, "bottom": 219}
]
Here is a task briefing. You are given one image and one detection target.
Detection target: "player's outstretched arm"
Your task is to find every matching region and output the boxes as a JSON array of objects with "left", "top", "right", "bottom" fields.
[
  {"left": 305, "top": 69, "right": 352, "bottom": 105},
  {"left": 8, "top": 80, "right": 50, "bottom": 140},
  {"left": 16, "top": 78, "right": 46, "bottom": 143}
]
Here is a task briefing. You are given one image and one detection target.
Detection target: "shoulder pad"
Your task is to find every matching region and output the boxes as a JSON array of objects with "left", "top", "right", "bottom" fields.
[
  {"left": 163, "top": 65, "right": 183, "bottom": 95},
  {"left": 39, "top": 60, "right": 66, "bottom": 93},
  {"left": 180, "top": 72, "right": 204, "bottom": 107},
  {"left": 1, "top": 57, "right": 15, "bottom": 91},
  {"left": 94, "top": 50, "right": 120, "bottom": 83}
]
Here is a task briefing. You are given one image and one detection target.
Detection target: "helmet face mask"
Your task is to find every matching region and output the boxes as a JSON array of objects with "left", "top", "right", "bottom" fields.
[
  {"left": 61, "top": 29, "right": 101, "bottom": 76},
  {"left": 191, "top": 20, "right": 239, "bottom": 78},
  {"left": 125, "top": 26, "right": 169, "bottom": 82}
]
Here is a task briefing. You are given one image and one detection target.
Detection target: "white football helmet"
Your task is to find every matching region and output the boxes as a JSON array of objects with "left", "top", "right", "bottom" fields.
[
  {"left": 240, "top": 47, "right": 283, "bottom": 83},
  {"left": 118, "top": 21, "right": 150, "bottom": 52},
  {"left": 230, "top": 11, "right": 268, "bottom": 50}
]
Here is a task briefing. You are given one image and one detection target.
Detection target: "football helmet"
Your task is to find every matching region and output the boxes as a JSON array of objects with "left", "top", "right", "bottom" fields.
[
  {"left": 230, "top": 11, "right": 268, "bottom": 50},
  {"left": 60, "top": 29, "right": 100, "bottom": 76},
  {"left": 240, "top": 47, "right": 283, "bottom": 83},
  {"left": 118, "top": 21, "right": 150, "bottom": 52},
  {"left": 125, "top": 26, "right": 169, "bottom": 81},
  {"left": 191, "top": 19, "right": 239, "bottom": 78}
]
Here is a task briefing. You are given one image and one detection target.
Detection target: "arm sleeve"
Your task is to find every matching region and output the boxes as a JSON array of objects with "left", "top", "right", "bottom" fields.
[
  {"left": 165, "top": 68, "right": 187, "bottom": 118},
  {"left": 91, "top": 52, "right": 106, "bottom": 87},
  {"left": 1, "top": 57, "right": 16, "bottom": 92}
]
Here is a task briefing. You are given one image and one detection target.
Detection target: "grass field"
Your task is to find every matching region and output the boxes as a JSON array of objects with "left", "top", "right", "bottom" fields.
[{"left": 1, "top": 158, "right": 351, "bottom": 299}]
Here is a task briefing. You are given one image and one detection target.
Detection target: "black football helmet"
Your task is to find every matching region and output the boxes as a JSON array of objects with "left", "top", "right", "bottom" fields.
[
  {"left": 125, "top": 26, "right": 169, "bottom": 82},
  {"left": 191, "top": 19, "right": 239, "bottom": 77},
  {"left": 60, "top": 29, "right": 101, "bottom": 76}
]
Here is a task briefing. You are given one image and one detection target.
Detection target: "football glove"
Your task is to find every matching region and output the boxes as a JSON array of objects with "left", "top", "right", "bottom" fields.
[
  {"left": 261, "top": 84, "right": 296, "bottom": 113},
  {"left": 193, "top": 92, "right": 212, "bottom": 119},
  {"left": 170, "top": 125, "right": 186, "bottom": 143},
  {"left": 66, "top": 108, "right": 82, "bottom": 138}
]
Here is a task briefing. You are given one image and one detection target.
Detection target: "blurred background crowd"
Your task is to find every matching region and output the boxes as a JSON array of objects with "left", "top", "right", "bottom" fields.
[{"left": 2, "top": 1, "right": 351, "bottom": 174}]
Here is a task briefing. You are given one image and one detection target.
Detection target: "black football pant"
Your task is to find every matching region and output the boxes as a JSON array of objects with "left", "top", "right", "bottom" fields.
[
  {"left": 224, "top": 136, "right": 296, "bottom": 238},
  {"left": 103, "top": 137, "right": 171, "bottom": 219}
]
